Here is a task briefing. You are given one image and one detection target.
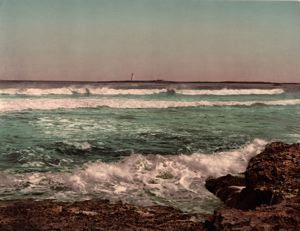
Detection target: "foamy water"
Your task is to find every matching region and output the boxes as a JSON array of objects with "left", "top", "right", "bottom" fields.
[
  {"left": 1, "top": 98, "right": 300, "bottom": 112},
  {"left": 0, "top": 82, "right": 299, "bottom": 213},
  {"left": 176, "top": 88, "right": 284, "bottom": 95},
  {"left": 0, "top": 87, "right": 285, "bottom": 96},
  {"left": 0, "top": 139, "right": 267, "bottom": 213}
]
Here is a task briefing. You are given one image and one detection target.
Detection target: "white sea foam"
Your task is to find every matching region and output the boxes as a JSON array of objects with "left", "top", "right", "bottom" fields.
[
  {"left": 0, "top": 87, "right": 284, "bottom": 96},
  {"left": 176, "top": 88, "right": 284, "bottom": 95},
  {"left": 67, "top": 139, "right": 266, "bottom": 195},
  {"left": 0, "top": 139, "right": 267, "bottom": 213},
  {"left": 0, "top": 87, "right": 164, "bottom": 95},
  {"left": 1, "top": 98, "right": 300, "bottom": 112}
]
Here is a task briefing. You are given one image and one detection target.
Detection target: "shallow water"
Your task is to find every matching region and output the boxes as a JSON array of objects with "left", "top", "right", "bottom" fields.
[{"left": 0, "top": 82, "right": 299, "bottom": 214}]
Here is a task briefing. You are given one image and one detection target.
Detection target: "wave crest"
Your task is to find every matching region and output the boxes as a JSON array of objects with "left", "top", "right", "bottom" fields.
[
  {"left": 0, "top": 87, "right": 284, "bottom": 96},
  {"left": 176, "top": 88, "right": 284, "bottom": 95},
  {"left": 1, "top": 98, "right": 300, "bottom": 112}
]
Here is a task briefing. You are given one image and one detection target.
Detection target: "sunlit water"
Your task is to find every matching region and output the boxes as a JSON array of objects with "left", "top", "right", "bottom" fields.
[{"left": 0, "top": 82, "right": 300, "bottom": 214}]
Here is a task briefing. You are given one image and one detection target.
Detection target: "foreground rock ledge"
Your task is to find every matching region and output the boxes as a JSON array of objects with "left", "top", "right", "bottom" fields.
[
  {"left": 0, "top": 200, "right": 206, "bottom": 231},
  {"left": 205, "top": 142, "right": 300, "bottom": 230}
]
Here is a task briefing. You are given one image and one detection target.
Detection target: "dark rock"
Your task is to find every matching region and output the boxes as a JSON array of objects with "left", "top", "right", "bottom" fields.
[
  {"left": 205, "top": 174, "right": 245, "bottom": 208},
  {"left": 205, "top": 142, "right": 300, "bottom": 230},
  {"left": 166, "top": 88, "right": 176, "bottom": 95},
  {"left": 0, "top": 200, "right": 206, "bottom": 231},
  {"left": 245, "top": 142, "right": 300, "bottom": 200},
  {"left": 209, "top": 195, "right": 300, "bottom": 231}
]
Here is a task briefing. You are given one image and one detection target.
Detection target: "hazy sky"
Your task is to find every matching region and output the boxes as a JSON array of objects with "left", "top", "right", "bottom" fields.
[{"left": 0, "top": 0, "right": 299, "bottom": 82}]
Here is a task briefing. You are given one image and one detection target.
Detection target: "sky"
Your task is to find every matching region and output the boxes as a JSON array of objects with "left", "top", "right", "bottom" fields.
[{"left": 0, "top": 0, "right": 299, "bottom": 82}]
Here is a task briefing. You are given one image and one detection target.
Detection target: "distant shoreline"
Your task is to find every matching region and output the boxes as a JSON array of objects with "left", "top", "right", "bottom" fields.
[{"left": 0, "top": 79, "right": 299, "bottom": 85}]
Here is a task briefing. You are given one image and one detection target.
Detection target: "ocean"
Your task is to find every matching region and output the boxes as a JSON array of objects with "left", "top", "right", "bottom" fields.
[{"left": 0, "top": 81, "right": 300, "bottom": 214}]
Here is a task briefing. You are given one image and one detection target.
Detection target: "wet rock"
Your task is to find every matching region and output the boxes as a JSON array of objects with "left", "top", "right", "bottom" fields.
[{"left": 205, "top": 174, "right": 245, "bottom": 208}]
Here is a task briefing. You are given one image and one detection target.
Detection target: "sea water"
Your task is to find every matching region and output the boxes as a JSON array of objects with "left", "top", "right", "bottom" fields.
[{"left": 0, "top": 82, "right": 299, "bottom": 214}]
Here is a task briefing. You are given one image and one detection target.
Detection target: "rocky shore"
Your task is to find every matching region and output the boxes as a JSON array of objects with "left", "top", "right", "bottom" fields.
[
  {"left": 205, "top": 142, "right": 300, "bottom": 230},
  {"left": 0, "top": 142, "right": 299, "bottom": 230},
  {"left": 0, "top": 199, "right": 206, "bottom": 231}
]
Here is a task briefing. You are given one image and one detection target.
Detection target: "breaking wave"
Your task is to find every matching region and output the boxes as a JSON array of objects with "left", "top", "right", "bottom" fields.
[
  {"left": 0, "top": 139, "right": 267, "bottom": 213},
  {"left": 0, "top": 87, "right": 284, "bottom": 96},
  {"left": 1, "top": 98, "right": 300, "bottom": 112},
  {"left": 176, "top": 88, "right": 284, "bottom": 95}
]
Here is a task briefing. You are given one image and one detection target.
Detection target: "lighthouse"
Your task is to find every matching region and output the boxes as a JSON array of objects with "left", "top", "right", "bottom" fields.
[{"left": 131, "top": 73, "right": 135, "bottom": 81}]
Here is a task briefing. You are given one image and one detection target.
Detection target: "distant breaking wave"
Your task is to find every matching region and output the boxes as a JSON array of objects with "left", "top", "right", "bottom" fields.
[
  {"left": 1, "top": 98, "right": 300, "bottom": 112},
  {"left": 176, "top": 88, "right": 284, "bottom": 95},
  {"left": 0, "top": 87, "right": 284, "bottom": 96}
]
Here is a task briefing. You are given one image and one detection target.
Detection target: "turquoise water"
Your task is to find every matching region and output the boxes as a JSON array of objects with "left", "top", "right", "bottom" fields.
[{"left": 0, "top": 82, "right": 300, "bottom": 213}]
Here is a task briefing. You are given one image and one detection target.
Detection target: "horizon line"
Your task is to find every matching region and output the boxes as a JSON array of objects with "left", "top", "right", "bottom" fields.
[{"left": 0, "top": 79, "right": 300, "bottom": 85}]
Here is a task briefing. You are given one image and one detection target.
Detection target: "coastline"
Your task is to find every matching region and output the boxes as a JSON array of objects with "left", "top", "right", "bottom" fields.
[
  {"left": 0, "top": 142, "right": 299, "bottom": 230},
  {"left": 1, "top": 80, "right": 299, "bottom": 94},
  {"left": 1, "top": 79, "right": 300, "bottom": 84}
]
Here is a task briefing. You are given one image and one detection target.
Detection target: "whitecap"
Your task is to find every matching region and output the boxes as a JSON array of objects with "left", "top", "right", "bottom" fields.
[
  {"left": 0, "top": 87, "right": 284, "bottom": 96},
  {"left": 1, "top": 98, "right": 300, "bottom": 112}
]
